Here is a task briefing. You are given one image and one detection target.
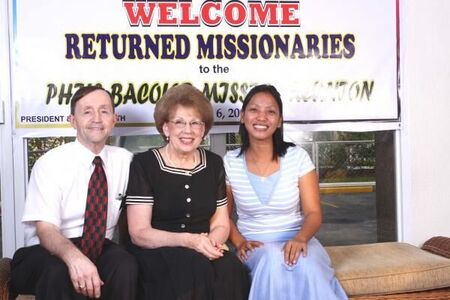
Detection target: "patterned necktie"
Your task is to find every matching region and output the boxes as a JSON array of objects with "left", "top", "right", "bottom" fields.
[{"left": 81, "top": 156, "right": 108, "bottom": 262}]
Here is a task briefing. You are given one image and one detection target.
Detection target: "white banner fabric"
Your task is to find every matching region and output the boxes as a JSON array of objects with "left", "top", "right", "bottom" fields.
[{"left": 11, "top": 0, "right": 398, "bottom": 136}]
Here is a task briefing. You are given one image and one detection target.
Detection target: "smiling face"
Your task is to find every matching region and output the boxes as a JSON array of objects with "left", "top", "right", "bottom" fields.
[
  {"left": 69, "top": 89, "right": 116, "bottom": 154},
  {"left": 162, "top": 105, "right": 205, "bottom": 155},
  {"left": 241, "top": 91, "right": 282, "bottom": 143}
]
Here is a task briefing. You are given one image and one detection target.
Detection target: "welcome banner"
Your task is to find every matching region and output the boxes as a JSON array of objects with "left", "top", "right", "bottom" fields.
[{"left": 11, "top": 0, "right": 398, "bottom": 136}]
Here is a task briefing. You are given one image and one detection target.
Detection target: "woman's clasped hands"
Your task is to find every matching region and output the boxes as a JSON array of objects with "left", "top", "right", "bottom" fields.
[{"left": 190, "top": 232, "right": 225, "bottom": 260}]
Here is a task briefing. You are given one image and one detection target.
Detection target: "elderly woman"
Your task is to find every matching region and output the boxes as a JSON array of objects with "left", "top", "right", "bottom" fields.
[{"left": 124, "top": 84, "right": 249, "bottom": 300}]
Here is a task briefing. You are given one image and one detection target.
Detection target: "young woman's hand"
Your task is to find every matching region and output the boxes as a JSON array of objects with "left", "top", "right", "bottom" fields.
[
  {"left": 282, "top": 238, "right": 307, "bottom": 266},
  {"left": 236, "top": 240, "right": 264, "bottom": 262}
]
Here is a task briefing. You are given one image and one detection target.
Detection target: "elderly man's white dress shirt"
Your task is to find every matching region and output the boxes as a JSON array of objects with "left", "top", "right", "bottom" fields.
[{"left": 22, "top": 140, "right": 132, "bottom": 246}]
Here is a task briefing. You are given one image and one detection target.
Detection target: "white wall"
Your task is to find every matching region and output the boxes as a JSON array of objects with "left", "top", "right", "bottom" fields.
[
  {"left": 400, "top": 1, "right": 450, "bottom": 246},
  {"left": 0, "top": 0, "right": 18, "bottom": 257}
]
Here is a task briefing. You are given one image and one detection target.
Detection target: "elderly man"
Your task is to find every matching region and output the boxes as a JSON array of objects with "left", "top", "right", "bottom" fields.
[{"left": 10, "top": 86, "right": 137, "bottom": 299}]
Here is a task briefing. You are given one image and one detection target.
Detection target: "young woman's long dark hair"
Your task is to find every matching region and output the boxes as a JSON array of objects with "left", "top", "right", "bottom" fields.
[{"left": 238, "top": 84, "right": 294, "bottom": 160}]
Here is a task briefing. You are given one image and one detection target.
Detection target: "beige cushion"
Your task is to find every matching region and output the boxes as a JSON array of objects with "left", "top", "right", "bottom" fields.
[{"left": 326, "top": 242, "right": 450, "bottom": 296}]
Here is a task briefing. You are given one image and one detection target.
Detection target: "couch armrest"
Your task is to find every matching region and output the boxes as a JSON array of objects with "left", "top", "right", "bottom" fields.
[{"left": 0, "top": 257, "right": 11, "bottom": 300}]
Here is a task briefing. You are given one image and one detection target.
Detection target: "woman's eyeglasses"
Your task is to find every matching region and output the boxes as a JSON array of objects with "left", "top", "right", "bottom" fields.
[{"left": 169, "top": 119, "right": 205, "bottom": 130}]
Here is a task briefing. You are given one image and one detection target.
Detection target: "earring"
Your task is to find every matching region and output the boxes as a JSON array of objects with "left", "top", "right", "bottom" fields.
[{"left": 165, "top": 136, "right": 170, "bottom": 142}]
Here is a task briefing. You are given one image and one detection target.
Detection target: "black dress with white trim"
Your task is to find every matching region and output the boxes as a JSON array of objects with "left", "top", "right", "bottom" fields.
[{"left": 125, "top": 147, "right": 249, "bottom": 300}]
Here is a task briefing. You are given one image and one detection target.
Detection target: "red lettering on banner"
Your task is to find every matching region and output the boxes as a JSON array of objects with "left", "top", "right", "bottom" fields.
[
  {"left": 123, "top": 2, "right": 157, "bottom": 26},
  {"left": 224, "top": 2, "right": 247, "bottom": 27},
  {"left": 159, "top": 2, "right": 177, "bottom": 25},
  {"left": 280, "top": 3, "right": 301, "bottom": 26},
  {"left": 201, "top": 2, "right": 221, "bottom": 27},
  {"left": 248, "top": 2, "right": 278, "bottom": 26},
  {"left": 180, "top": 2, "right": 200, "bottom": 26},
  {"left": 122, "top": 1, "right": 301, "bottom": 27}
]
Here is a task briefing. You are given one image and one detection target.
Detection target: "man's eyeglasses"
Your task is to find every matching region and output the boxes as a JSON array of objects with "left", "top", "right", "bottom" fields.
[{"left": 169, "top": 119, "right": 205, "bottom": 130}]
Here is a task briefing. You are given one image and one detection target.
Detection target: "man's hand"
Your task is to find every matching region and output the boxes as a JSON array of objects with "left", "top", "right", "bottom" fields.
[
  {"left": 36, "top": 221, "right": 104, "bottom": 298},
  {"left": 67, "top": 252, "right": 104, "bottom": 298}
]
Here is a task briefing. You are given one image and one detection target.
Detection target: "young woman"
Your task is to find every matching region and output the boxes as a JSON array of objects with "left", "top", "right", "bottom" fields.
[{"left": 224, "top": 84, "right": 348, "bottom": 300}]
